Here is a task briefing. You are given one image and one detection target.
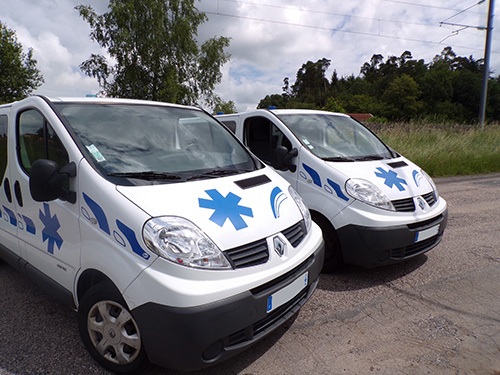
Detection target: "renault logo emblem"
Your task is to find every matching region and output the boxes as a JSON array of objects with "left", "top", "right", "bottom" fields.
[
  {"left": 273, "top": 236, "right": 286, "bottom": 257},
  {"left": 417, "top": 197, "right": 426, "bottom": 210}
]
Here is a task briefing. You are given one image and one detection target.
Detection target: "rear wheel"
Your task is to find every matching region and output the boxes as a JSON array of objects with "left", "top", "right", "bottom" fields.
[{"left": 78, "top": 282, "right": 148, "bottom": 374}]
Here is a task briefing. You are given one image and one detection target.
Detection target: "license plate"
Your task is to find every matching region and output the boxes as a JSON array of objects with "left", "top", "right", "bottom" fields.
[
  {"left": 266, "top": 272, "right": 308, "bottom": 313},
  {"left": 415, "top": 225, "right": 439, "bottom": 243}
]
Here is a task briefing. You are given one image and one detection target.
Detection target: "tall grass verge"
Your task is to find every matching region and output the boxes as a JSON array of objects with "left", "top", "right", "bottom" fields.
[{"left": 367, "top": 122, "right": 500, "bottom": 177}]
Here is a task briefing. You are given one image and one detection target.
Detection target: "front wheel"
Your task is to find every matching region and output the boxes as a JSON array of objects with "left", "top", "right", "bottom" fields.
[
  {"left": 312, "top": 215, "right": 343, "bottom": 273},
  {"left": 78, "top": 283, "right": 148, "bottom": 374}
]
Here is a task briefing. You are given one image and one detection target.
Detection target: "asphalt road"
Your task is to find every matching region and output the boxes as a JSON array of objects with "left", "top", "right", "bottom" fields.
[{"left": 1, "top": 173, "right": 499, "bottom": 375}]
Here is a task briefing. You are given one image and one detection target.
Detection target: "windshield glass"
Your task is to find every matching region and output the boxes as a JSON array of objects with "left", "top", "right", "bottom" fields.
[
  {"left": 276, "top": 113, "right": 394, "bottom": 161},
  {"left": 54, "top": 103, "right": 256, "bottom": 182}
]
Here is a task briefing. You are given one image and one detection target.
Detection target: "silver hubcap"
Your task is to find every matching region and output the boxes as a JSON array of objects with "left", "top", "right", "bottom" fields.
[{"left": 87, "top": 300, "right": 141, "bottom": 365}]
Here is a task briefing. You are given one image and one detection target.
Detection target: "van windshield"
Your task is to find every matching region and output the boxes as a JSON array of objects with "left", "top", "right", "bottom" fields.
[
  {"left": 276, "top": 113, "right": 394, "bottom": 161},
  {"left": 54, "top": 103, "right": 257, "bottom": 183}
]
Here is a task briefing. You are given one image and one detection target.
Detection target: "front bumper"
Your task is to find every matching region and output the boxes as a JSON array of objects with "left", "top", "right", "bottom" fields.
[
  {"left": 131, "top": 242, "right": 324, "bottom": 371},
  {"left": 338, "top": 208, "right": 448, "bottom": 268}
]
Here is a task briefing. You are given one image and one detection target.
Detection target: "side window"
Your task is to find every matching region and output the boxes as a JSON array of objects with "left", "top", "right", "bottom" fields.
[
  {"left": 221, "top": 120, "right": 236, "bottom": 133},
  {"left": 17, "top": 109, "right": 69, "bottom": 174},
  {"left": 0, "top": 115, "right": 8, "bottom": 180},
  {"left": 244, "top": 117, "right": 291, "bottom": 163}
]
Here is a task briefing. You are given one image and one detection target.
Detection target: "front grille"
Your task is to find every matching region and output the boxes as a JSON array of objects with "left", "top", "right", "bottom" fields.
[
  {"left": 282, "top": 220, "right": 306, "bottom": 247},
  {"left": 392, "top": 197, "right": 415, "bottom": 212},
  {"left": 224, "top": 221, "right": 306, "bottom": 269},
  {"left": 391, "top": 235, "right": 440, "bottom": 259},
  {"left": 224, "top": 239, "right": 269, "bottom": 269},
  {"left": 392, "top": 191, "right": 437, "bottom": 212},
  {"left": 422, "top": 191, "right": 437, "bottom": 206}
]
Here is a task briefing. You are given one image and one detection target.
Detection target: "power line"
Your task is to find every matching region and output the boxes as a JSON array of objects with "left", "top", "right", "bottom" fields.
[
  {"left": 204, "top": 11, "right": 497, "bottom": 54},
  {"left": 383, "top": 0, "right": 485, "bottom": 13}
]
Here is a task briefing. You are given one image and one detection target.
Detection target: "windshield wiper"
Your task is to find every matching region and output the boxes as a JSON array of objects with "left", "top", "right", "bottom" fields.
[
  {"left": 107, "top": 171, "right": 183, "bottom": 180},
  {"left": 353, "top": 155, "right": 386, "bottom": 161},
  {"left": 322, "top": 156, "right": 355, "bottom": 162},
  {"left": 187, "top": 168, "right": 249, "bottom": 181}
]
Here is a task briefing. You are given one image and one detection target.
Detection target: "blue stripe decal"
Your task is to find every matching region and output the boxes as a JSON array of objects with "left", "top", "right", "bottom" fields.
[
  {"left": 83, "top": 193, "right": 110, "bottom": 235},
  {"left": 2, "top": 206, "right": 17, "bottom": 226},
  {"left": 327, "top": 179, "right": 349, "bottom": 201},
  {"left": 302, "top": 164, "right": 322, "bottom": 187},
  {"left": 22, "top": 215, "right": 36, "bottom": 235},
  {"left": 270, "top": 186, "right": 287, "bottom": 219},
  {"left": 116, "top": 220, "right": 150, "bottom": 260}
]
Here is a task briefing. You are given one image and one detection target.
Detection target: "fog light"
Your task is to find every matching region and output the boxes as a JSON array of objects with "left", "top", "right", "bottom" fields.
[
  {"left": 378, "top": 250, "right": 390, "bottom": 262},
  {"left": 202, "top": 340, "right": 224, "bottom": 361}
]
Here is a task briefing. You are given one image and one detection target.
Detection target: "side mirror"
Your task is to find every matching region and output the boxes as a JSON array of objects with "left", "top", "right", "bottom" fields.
[
  {"left": 29, "top": 160, "right": 77, "bottom": 204},
  {"left": 272, "top": 146, "right": 298, "bottom": 172}
]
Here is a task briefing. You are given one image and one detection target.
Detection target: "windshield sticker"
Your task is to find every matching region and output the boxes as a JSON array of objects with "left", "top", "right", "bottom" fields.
[
  {"left": 39, "top": 203, "right": 63, "bottom": 254},
  {"left": 412, "top": 170, "right": 424, "bottom": 187},
  {"left": 82, "top": 193, "right": 110, "bottom": 235},
  {"left": 86, "top": 144, "right": 106, "bottom": 163},
  {"left": 326, "top": 179, "right": 349, "bottom": 201},
  {"left": 270, "top": 186, "right": 288, "bottom": 219},
  {"left": 116, "top": 220, "right": 150, "bottom": 260},
  {"left": 375, "top": 167, "right": 407, "bottom": 191},
  {"left": 302, "top": 164, "right": 322, "bottom": 187},
  {"left": 199, "top": 189, "right": 253, "bottom": 230}
]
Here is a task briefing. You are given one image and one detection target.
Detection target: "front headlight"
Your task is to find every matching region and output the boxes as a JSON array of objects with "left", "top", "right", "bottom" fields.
[
  {"left": 143, "top": 216, "right": 231, "bottom": 269},
  {"left": 421, "top": 169, "right": 439, "bottom": 199},
  {"left": 288, "top": 186, "right": 312, "bottom": 232},
  {"left": 345, "top": 178, "right": 395, "bottom": 211}
]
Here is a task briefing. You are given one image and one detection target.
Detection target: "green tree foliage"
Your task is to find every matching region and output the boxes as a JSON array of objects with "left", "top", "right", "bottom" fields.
[
  {"left": 258, "top": 47, "right": 499, "bottom": 123},
  {"left": 0, "top": 21, "right": 44, "bottom": 104},
  {"left": 213, "top": 97, "right": 236, "bottom": 114},
  {"left": 76, "top": 0, "right": 230, "bottom": 106}
]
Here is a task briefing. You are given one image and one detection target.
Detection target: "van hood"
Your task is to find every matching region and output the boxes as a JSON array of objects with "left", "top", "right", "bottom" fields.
[
  {"left": 115, "top": 170, "right": 303, "bottom": 251},
  {"left": 327, "top": 157, "right": 434, "bottom": 199}
]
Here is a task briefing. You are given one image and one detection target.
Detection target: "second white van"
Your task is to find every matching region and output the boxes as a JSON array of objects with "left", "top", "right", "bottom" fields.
[{"left": 217, "top": 109, "right": 447, "bottom": 272}]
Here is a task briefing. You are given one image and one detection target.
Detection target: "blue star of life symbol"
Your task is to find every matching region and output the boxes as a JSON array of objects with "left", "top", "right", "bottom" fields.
[
  {"left": 375, "top": 167, "right": 407, "bottom": 191},
  {"left": 199, "top": 189, "right": 253, "bottom": 230},
  {"left": 39, "top": 203, "right": 63, "bottom": 254}
]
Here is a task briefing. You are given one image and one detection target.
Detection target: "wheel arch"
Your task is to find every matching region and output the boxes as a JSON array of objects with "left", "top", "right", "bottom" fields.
[
  {"left": 310, "top": 209, "right": 343, "bottom": 272},
  {"left": 76, "top": 269, "right": 118, "bottom": 306}
]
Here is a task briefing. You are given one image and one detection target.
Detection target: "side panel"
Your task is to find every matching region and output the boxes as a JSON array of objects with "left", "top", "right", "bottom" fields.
[{"left": 10, "top": 100, "right": 83, "bottom": 292}]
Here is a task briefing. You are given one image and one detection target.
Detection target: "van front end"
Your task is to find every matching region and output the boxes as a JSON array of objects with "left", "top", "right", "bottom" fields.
[{"left": 125, "top": 221, "right": 324, "bottom": 371}]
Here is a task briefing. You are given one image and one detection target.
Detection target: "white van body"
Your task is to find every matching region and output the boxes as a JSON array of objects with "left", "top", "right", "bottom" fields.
[
  {"left": 0, "top": 97, "right": 324, "bottom": 373},
  {"left": 216, "top": 109, "right": 447, "bottom": 271}
]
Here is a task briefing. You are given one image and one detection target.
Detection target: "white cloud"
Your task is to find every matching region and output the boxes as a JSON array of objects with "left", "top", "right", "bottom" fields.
[{"left": 1, "top": 0, "right": 498, "bottom": 110}]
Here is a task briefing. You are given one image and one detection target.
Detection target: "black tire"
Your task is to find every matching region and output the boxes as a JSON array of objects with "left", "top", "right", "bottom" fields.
[
  {"left": 313, "top": 215, "right": 343, "bottom": 273},
  {"left": 78, "top": 282, "right": 149, "bottom": 374}
]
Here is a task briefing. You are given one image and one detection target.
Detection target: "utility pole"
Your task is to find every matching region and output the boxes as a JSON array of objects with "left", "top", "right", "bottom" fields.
[{"left": 479, "top": 0, "right": 495, "bottom": 129}]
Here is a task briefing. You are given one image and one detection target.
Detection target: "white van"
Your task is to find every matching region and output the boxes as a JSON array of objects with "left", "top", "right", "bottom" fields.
[
  {"left": 0, "top": 97, "right": 324, "bottom": 373},
  {"left": 216, "top": 109, "right": 447, "bottom": 271}
]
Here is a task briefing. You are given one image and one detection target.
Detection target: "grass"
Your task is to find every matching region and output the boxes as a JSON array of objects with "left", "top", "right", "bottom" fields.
[{"left": 366, "top": 122, "right": 500, "bottom": 178}]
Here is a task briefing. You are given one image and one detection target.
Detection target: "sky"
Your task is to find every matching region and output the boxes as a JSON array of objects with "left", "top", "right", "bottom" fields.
[{"left": 1, "top": 0, "right": 498, "bottom": 112}]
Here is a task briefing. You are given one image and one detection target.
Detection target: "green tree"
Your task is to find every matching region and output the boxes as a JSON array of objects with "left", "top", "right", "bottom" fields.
[
  {"left": 0, "top": 21, "right": 44, "bottom": 104},
  {"left": 213, "top": 97, "right": 236, "bottom": 114},
  {"left": 76, "top": 0, "right": 230, "bottom": 106},
  {"left": 382, "top": 74, "right": 423, "bottom": 120},
  {"left": 291, "top": 58, "right": 331, "bottom": 107}
]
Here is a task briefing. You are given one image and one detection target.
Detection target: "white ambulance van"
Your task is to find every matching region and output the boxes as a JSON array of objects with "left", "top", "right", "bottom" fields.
[
  {"left": 0, "top": 97, "right": 324, "bottom": 373},
  {"left": 216, "top": 109, "right": 447, "bottom": 272}
]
